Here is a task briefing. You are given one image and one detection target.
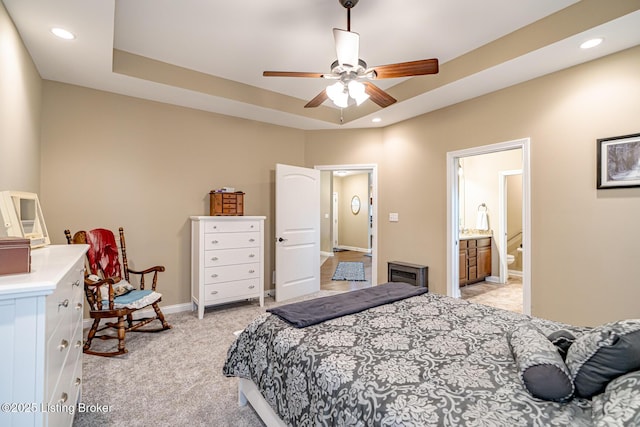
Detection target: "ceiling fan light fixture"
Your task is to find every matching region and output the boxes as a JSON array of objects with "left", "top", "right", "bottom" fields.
[
  {"left": 348, "top": 80, "right": 369, "bottom": 105},
  {"left": 326, "top": 82, "right": 349, "bottom": 108}
]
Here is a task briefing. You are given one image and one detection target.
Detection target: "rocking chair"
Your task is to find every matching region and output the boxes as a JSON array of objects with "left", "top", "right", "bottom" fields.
[{"left": 65, "top": 227, "right": 171, "bottom": 356}]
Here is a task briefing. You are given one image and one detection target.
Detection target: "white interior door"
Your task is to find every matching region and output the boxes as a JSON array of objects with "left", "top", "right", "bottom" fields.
[{"left": 275, "top": 163, "right": 320, "bottom": 302}]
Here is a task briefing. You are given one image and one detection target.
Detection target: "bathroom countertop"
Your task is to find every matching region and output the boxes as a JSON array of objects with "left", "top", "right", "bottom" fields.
[{"left": 459, "top": 234, "right": 492, "bottom": 240}]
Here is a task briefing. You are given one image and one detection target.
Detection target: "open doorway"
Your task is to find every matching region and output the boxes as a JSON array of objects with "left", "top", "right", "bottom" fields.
[
  {"left": 446, "top": 139, "right": 531, "bottom": 315},
  {"left": 315, "top": 164, "right": 378, "bottom": 290}
]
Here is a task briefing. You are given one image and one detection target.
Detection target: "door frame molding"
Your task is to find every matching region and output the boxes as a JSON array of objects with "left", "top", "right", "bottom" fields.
[
  {"left": 499, "top": 169, "right": 523, "bottom": 283},
  {"left": 446, "top": 138, "right": 531, "bottom": 315},
  {"left": 315, "top": 164, "right": 378, "bottom": 287}
]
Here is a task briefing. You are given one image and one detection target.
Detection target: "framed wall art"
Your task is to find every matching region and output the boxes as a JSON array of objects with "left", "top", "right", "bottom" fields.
[{"left": 597, "top": 133, "right": 640, "bottom": 189}]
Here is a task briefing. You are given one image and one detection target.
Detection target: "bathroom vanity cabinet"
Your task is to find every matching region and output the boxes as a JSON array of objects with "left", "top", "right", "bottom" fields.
[{"left": 459, "top": 237, "right": 492, "bottom": 286}]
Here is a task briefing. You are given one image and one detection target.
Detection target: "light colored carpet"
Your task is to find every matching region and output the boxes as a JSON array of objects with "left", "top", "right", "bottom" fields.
[{"left": 73, "top": 291, "right": 340, "bottom": 427}]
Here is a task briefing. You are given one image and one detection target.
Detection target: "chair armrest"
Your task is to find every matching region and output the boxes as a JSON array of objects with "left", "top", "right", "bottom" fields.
[
  {"left": 84, "top": 276, "right": 117, "bottom": 310},
  {"left": 126, "top": 266, "right": 165, "bottom": 291},
  {"left": 127, "top": 266, "right": 165, "bottom": 275}
]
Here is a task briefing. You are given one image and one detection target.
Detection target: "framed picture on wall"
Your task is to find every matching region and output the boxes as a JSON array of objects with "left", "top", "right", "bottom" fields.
[{"left": 597, "top": 133, "right": 640, "bottom": 189}]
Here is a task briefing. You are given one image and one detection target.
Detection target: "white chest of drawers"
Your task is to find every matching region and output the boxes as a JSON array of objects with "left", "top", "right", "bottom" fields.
[
  {"left": 190, "top": 216, "right": 265, "bottom": 319},
  {"left": 0, "top": 244, "right": 88, "bottom": 427}
]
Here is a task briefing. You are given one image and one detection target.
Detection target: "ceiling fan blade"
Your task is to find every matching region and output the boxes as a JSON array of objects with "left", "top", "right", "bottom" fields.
[
  {"left": 372, "top": 59, "right": 439, "bottom": 79},
  {"left": 363, "top": 82, "right": 396, "bottom": 108},
  {"left": 304, "top": 90, "right": 329, "bottom": 108},
  {"left": 263, "top": 71, "right": 325, "bottom": 78},
  {"left": 333, "top": 28, "right": 359, "bottom": 67}
]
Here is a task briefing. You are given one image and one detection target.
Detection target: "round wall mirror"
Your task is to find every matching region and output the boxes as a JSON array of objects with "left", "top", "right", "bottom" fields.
[{"left": 351, "top": 195, "right": 361, "bottom": 214}]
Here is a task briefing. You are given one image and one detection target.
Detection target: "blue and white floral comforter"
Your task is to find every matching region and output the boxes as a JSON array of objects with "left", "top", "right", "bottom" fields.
[{"left": 223, "top": 292, "right": 594, "bottom": 426}]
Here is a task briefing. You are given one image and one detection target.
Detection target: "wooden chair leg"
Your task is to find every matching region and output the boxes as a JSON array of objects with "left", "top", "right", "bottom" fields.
[
  {"left": 83, "top": 318, "right": 101, "bottom": 353},
  {"left": 117, "top": 316, "right": 127, "bottom": 354},
  {"left": 152, "top": 303, "right": 172, "bottom": 330},
  {"left": 126, "top": 313, "right": 134, "bottom": 328}
]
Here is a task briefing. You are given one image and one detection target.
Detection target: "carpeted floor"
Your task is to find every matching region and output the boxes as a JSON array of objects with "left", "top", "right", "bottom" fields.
[
  {"left": 73, "top": 291, "right": 340, "bottom": 427},
  {"left": 331, "top": 261, "right": 366, "bottom": 281}
]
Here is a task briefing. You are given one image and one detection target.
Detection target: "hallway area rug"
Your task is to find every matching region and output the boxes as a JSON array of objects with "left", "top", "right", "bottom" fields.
[{"left": 332, "top": 261, "right": 366, "bottom": 281}]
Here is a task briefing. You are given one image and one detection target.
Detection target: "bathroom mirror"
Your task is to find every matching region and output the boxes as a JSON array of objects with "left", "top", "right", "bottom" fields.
[{"left": 350, "top": 195, "right": 361, "bottom": 214}]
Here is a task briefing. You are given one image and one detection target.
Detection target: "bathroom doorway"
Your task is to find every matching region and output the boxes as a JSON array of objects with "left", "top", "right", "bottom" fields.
[{"left": 446, "top": 139, "right": 531, "bottom": 315}]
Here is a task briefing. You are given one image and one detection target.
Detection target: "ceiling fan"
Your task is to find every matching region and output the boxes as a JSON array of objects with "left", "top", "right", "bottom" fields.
[{"left": 263, "top": 0, "right": 439, "bottom": 109}]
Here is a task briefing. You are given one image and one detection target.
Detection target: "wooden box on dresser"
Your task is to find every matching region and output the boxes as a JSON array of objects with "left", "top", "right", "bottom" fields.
[
  {"left": 190, "top": 216, "right": 265, "bottom": 319},
  {"left": 0, "top": 244, "right": 88, "bottom": 427}
]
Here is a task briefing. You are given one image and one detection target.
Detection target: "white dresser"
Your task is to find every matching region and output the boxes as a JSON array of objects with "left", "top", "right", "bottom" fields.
[
  {"left": 191, "top": 216, "right": 265, "bottom": 319},
  {"left": 0, "top": 244, "right": 88, "bottom": 427}
]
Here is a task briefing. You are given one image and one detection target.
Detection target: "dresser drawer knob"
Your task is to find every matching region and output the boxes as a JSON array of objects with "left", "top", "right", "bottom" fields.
[
  {"left": 213, "top": 225, "right": 217, "bottom": 229},
  {"left": 75, "top": 303, "right": 83, "bottom": 311},
  {"left": 211, "top": 257, "right": 219, "bottom": 261},
  {"left": 250, "top": 225, "right": 254, "bottom": 228},
  {"left": 75, "top": 340, "right": 82, "bottom": 348},
  {"left": 210, "top": 290, "right": 218, "bottom": 295},
  {"left": 211, "top": 274, "right": 218, "bottom": 278},
  {"left": 72, "top": 279, "right": 81, "bottom": 287},
  {"left": 248, "top": 269, "right": 255, "bottom": 274},
  {"left": 211, "top": 240, "right": 219, "bottom": 244},
  {"left": 248, "top": 285, "right": 255, "bottom": 289},
  {"left": 249, "top": 254, "right": 255, "bottom": 258},
  {"left": 74, "top": 378, "right": 82, "bottom": 387},
  {"left": 58, "top": 393, "right": 68, "bottom": 404},
  {"left": 58, "top": 339, "right": 69, "bottom": 351},
  {"left": 249, "top": 238, "right": 255, "bottom": 242},
  {"left": 58, "top": 299, "right": 69, "bottom": 309}
]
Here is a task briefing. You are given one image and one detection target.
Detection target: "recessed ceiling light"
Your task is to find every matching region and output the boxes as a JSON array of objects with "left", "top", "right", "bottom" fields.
[
  {"left": 580, "top": 38, "right": 603, "bottom": 49},
  {"left": 51, "top": 27, "right": 75, "bottom": 40},
  {"left": 372, "top": 117, "right": 382, "bottom": 123}
]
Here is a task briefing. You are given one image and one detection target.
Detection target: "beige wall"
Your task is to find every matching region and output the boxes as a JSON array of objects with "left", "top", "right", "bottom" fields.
[
  {"left": 319, "top": 170, "right": 332, "bottom": 253},
  {"left": 0, "top": 2, "right": 41, "bottom": 192},
  {"left": 336, "top": 173, "right": 369, "bottom": 250},
  {"left": 5, "top": 5, "right": 640, "bottom": 327},
  {"left": 305, "top": 46, "right": 640, "bottom": 326},
  {"left": 40, "top": 82, "right": 305, "bottom": 306}
]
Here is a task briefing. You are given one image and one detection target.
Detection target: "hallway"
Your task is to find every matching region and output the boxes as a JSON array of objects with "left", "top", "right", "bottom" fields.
[{"left": 320, "top": 250, "right": 371, "bottom": 292}]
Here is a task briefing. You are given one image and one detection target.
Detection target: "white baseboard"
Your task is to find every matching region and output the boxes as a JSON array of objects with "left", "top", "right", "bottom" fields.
[
  {"left": 82, "top": 302, "right": 193, "bottom": 329},
  {"left": 508, "top": 269, "right": 523, "bottom": 278},
  {"left": 335, "top": 245, "right": 371, "bottom": 254},
  {"left": 485, "top": 275, "right": 501, "bottom": 284},
  {"left": 320, "top": 251, "right": 334, "bottom": 257}
]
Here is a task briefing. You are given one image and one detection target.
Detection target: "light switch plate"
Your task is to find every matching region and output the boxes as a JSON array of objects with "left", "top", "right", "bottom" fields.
[{"left": 389, "top": 212, "right": 399, "bottom": 222}]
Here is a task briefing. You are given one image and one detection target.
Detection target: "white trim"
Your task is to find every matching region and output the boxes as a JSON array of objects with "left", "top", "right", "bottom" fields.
[
  {"left": 334, "top": 245, "right": 371, "bottom": 254},
  {"left": 447, "top": 138, "right": 531, "bottom": 315},
  {"left": 238, "top": 378, "right": 287, "bottom": 427},
  {"left": 320, "top": 251, "right": 334, "bottom": 257},
  {"left": 315, "top": 164, "right": 378, "bottom": 287},
  {"left": 498, "top": 169, "right": 522, "bottom": 284},
  {"left": 484, "top": 275, "right": 501, "bottom": 284},
  {"left": 508, "top": 269, "right": 523, "bottom": 278}
]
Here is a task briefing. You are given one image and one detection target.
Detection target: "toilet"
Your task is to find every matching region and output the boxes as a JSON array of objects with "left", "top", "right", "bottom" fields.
[{"left": 507, "top": 254, "right": 515, "bottom": 265}]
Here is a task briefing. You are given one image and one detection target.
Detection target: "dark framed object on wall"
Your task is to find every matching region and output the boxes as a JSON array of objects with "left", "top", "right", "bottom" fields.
[{"left": 597, "top": 133, "right": 640, "bottom": 189}]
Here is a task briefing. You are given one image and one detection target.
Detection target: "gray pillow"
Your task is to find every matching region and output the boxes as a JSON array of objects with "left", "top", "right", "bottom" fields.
[
  {"left": 565, "top": 319, "right": 640, "bottom": 398},
  {"left": 547, "top": 329, "right": 576, "bottom": 360},
  {"left": 508, "top": 323, "right": 574, "bottom": 402},
  {"left": 591, "top": 370, "right": 640, "bottom": 426}
]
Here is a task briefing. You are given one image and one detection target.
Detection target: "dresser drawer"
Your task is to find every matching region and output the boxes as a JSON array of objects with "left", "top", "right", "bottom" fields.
[
  {"left": 204, "top": 247, "right": 260, "bottom": 268},
  {"left": 204, "top": 263, "right": 260, "bottom": 284},
  {"left": 46, "top": 319, "right": 73, "bottom": 400},
  {"left": 204, "top": 220, "right": 260, "bottom": 233},
  {"left": 204, "top": 232, "right": 260, "bottom": 250},
  {"left": 204, "top": 279, "right": 261, "bottom": 303}
]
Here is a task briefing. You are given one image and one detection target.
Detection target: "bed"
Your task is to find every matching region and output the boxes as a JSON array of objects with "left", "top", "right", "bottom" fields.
[{"left": 223, "top": 283, "right": 640, "bottom": 426}]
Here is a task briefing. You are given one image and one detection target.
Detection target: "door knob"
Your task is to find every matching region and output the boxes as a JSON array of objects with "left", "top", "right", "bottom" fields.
[{"left": 277, "top": 237, "right": 287, "bottom": 242}]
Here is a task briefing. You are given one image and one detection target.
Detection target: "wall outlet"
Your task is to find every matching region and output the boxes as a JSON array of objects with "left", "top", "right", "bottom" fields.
[{"left": 389, "top": 212, "right": 399, "bottom": 222}]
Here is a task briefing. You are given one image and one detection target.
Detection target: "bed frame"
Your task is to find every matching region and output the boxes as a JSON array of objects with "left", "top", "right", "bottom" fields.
[{"left": 238, "top": 378, "right": 287, "bottom": 427}]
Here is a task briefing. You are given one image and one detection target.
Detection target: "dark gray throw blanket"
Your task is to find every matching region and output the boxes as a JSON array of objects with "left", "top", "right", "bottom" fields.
[{"left": 267, "top": 281, "right": 427, "bottom": 328}]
